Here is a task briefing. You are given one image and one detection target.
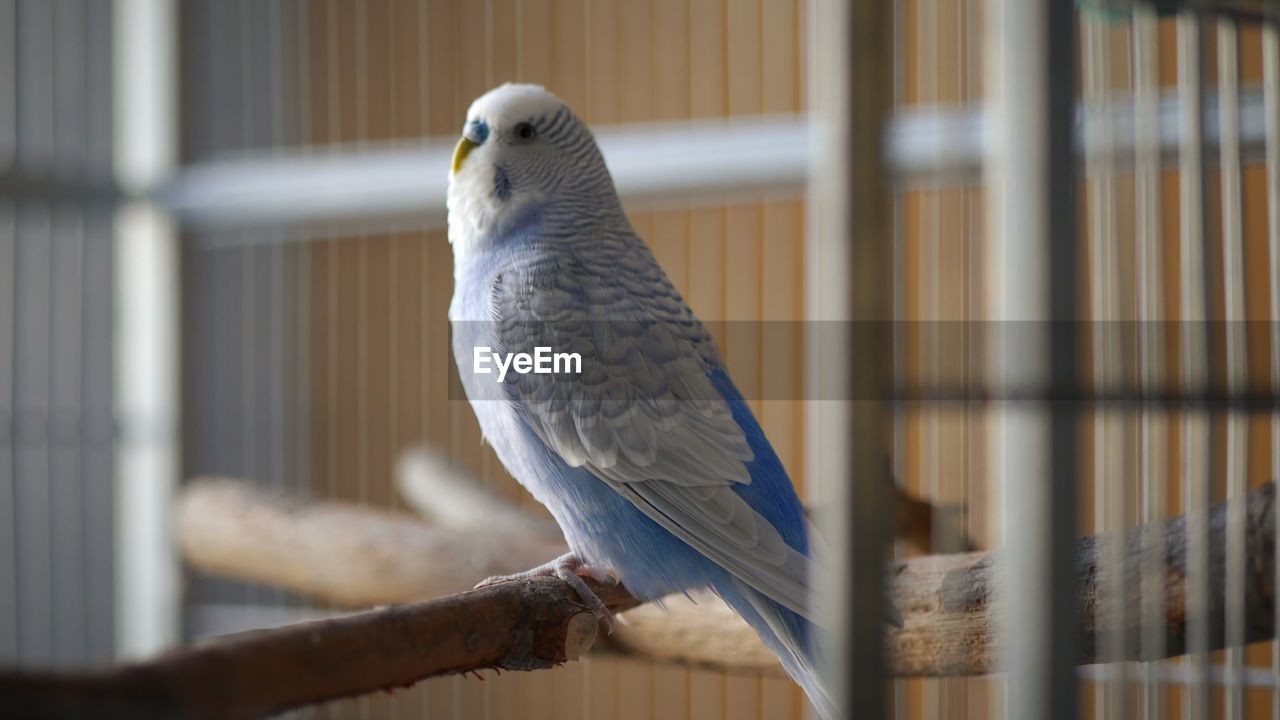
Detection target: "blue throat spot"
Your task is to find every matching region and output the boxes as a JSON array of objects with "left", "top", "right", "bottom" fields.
[
  {"left": 467, "top": 119, "right": 489, "bottom": 144},
  {"left": 493, "top": 166, "right": 512, "bottom": 200}
]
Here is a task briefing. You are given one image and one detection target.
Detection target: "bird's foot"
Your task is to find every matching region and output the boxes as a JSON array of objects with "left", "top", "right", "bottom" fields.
[{"left": 475, "top": 553, "right": 619, "bottom": 634}]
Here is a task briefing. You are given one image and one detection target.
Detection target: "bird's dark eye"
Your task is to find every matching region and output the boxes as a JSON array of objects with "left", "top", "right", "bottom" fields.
[{"left": 515, "top": 122, "right": 536, "bottom": 141}]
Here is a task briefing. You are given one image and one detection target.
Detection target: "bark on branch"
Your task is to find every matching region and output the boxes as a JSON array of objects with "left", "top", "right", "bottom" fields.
[
  {"left": 175, "top": 475, "right": 783, "bottom": 673},
  {"left": 0, "top": 577, "right": 632, "bottom": 720},
  {"left": 174, "top": 476, "right": 568, "bottom": 606},
  {"left": 177, "top": 476, "right": 1279, "bottom": 677}
]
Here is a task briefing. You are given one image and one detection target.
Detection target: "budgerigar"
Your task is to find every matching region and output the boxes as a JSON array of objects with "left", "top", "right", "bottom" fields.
[{"left": 447, "top": 84, "right": 842, "bottom": 717}]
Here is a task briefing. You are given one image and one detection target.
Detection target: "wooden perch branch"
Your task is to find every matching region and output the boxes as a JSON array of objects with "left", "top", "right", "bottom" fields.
[
  {"left": 176, "top": 475, "right": 1280, "bottom": 677},
  {"left": 179, "top": 476, "right": 781, "bottom": 673},
  {"left": 0, "top": 577, "right": 632, "bottom": 720},
  {"left": 177, "top": 477, "right": 568, "bottom": 606}
]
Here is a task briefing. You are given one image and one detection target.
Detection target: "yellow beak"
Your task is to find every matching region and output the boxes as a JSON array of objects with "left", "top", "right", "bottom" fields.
[{"left": 451, "top": 137, "right": 479, "bottom": 175}]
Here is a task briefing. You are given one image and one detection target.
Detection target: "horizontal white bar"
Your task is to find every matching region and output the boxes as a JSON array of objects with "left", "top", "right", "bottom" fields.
[
  {"left": 162, "top": 85, "right": 1275, "bottom": 234},
  {"left": 1079, "top": 661, "right": 1280, "bottom": 690},
  {"left": 162, "top": 116, "right": 810, "bottom": 233},
  {"left": 891, "top": 84, "right": 1273, "bottom": 183}
]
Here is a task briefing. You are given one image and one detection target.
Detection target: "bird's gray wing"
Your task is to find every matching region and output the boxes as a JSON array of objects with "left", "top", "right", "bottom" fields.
[{"left": 491, "top": 249, "right": 820, "bottom": 619}]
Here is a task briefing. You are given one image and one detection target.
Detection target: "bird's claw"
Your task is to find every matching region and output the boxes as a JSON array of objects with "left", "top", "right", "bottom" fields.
[
  {"left": 574, "top": 564, "right": 620, "bottom": 586},
  {"left": 473, "top": 575, "right": 513, "bottom": 590},
  {"left": 553, "top": 554, "right": 617, "bottom": 635},
  {"left": 557, "top": 568, "right": 616, "bottom": 634},
  {"left": 473, "top": 553, "right": 617, "bottom": 634}
]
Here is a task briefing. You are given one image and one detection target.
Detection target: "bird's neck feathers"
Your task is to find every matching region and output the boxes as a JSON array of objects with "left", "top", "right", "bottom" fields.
[
  {"left": 446, "top": 160, "right": 545, "bottom": 256},
  {"left": 448, "top": 175, "right": 628, "bottom": 261}
]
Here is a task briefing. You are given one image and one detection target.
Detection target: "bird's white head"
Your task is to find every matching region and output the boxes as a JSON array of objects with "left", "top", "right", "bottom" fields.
[{"left": 446, "top": 84, "right": 617, "bottom": 253}]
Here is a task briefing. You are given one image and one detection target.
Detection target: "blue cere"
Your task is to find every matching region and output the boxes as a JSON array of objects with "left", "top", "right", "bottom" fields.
[{"left": 466, "top": 119, "right": 489, "bottom": 144}]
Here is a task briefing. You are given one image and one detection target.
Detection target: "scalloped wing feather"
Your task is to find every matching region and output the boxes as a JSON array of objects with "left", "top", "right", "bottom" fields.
[{"left": 491, "top": 244, "right": 821, "bottom": 621}]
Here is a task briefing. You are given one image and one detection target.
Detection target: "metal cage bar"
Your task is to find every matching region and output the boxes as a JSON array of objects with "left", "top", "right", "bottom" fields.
[
  {"left": 986, "top": 0, "right": 1079, "bottom": 718},
  {"left": 1133, "top": 7, "right": 1169, "bottom": 719},
  {"left": 1217, "top": 16, "right": 1248, "bottom": 720},
  {"left": 1266, "top": 18, "right": 1280, "bottom": 720},
  {"left": 112, "top": 0, "right": 180, "bottom": 659},
  {"left": 808, "top": 0, "right": 892, "bottom": 716},
  {"left": 1176, "top": 13, "right": 1213, "bottom": 720}
]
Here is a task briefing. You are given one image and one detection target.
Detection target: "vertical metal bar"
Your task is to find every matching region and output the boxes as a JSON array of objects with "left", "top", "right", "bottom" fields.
[
  {"left": 384, "top": 2, "right": 401, "bottom": 715},
  {"left": 112, "top": 0, "right": 179, "bottom": 659},
  {"left": 0, "top": 202, "right": 12, "bottom": 661},
  {"left": 1176, "top": 13, "right": 1211, "bottom": 720},
  {"left": 964, "top": 2, "right": 984, "bottom": 716},
  {"left": 416, "top": 3, "right": 429, "bottom": 715},
  {"left": 52, "top": 0, "right": 85, "bottom": 176},
  {"left": 0, "top": 202, "right": 12, "bottom": 662},
  {"left": 49, "top": 2, "right": 91, "bottom": 647},
  {"left": 324, "top": 0, "right": 339, "bottom": 510},
  {"left": 986, "top": 0, "right": 1077, "bottom": 718},
  {"left": 940, "top": 5, "right": 968, "bottom": 714},
  {"left": 1083, "top": 15, "right": 1127, "bottom": 716},
  {"left": 267, "top": 0, "right": 285, "bottom": 500},
  {"left": 0, "top": 0, "right": 15, "bottom": 171},
  {"left": 889, "top": 0, "right": 906, "bottom": 714},
  {"left": 1265, "top": 20, "right": 1280, "bottom": 720},
  {"left": 81, "top": 0, "right": 114, "bottom": 647},
  {"left": 1216, "top": 17, "right": 1248, "bottom": 720},
  {"left": 80, "top": 206, "right": 114, "bottom": 662},
  {"left": 17, "top": 0, "right": 53, "bottom": 172},
  {"left": 1115, "top": 20, "right": 1133, "bottom": 720},
  {"left": 14, "top": 204, "right": 53, "bottom": 664},
  {"left": 84, "top": 0, "right": 113, "bottom": 184},
  {"left": 263, "top": 0, "right": 287, "bottom": 618},
  {"left": 1045, "top": 6, "right": 1082, "bottom": 716},
  {"left": 12, "top": 0, "right": 53, "bottom": 664},
  {"left": 72, "top": 0, "right": 92, "bottom": 664},
  {"left": 294, "top": 0, "right": 312, "bottom": 512},
  {"left": 1133, "top": 7, "right": 1167, "bottom": 719},
  {"left": 917, "top": 0, "right": 943, "bottom": 709},
  {"left": 236, "top": 0, "right": 260, "bottom": 613},
  {"left": 49, "top": 205, "right": 86, "bottom": 665},
  {"left": 354, "top": 0, "right": 369, "bottom": 512},
  {"left": 83, "top": 0, "right": 117, "bottom": 658},
  {"left": 808, "top": 0, "right": 891, "bottom": 717},
  {"left": 78, "top": 204, "right": 110, "bottom": 661}
]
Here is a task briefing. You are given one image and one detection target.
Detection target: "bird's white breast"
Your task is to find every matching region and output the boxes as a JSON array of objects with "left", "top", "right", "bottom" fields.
[{"left": 446, "top": 161, "right": 500, "bottom": 251}]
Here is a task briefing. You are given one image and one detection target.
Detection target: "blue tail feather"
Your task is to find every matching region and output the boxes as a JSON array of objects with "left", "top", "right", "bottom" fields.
[
  {"left": 704, "top": 369, "right": 836, "bottom": 718},
  {"left": 716, "top": 578, "right": 835, "bottom": 720}
]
